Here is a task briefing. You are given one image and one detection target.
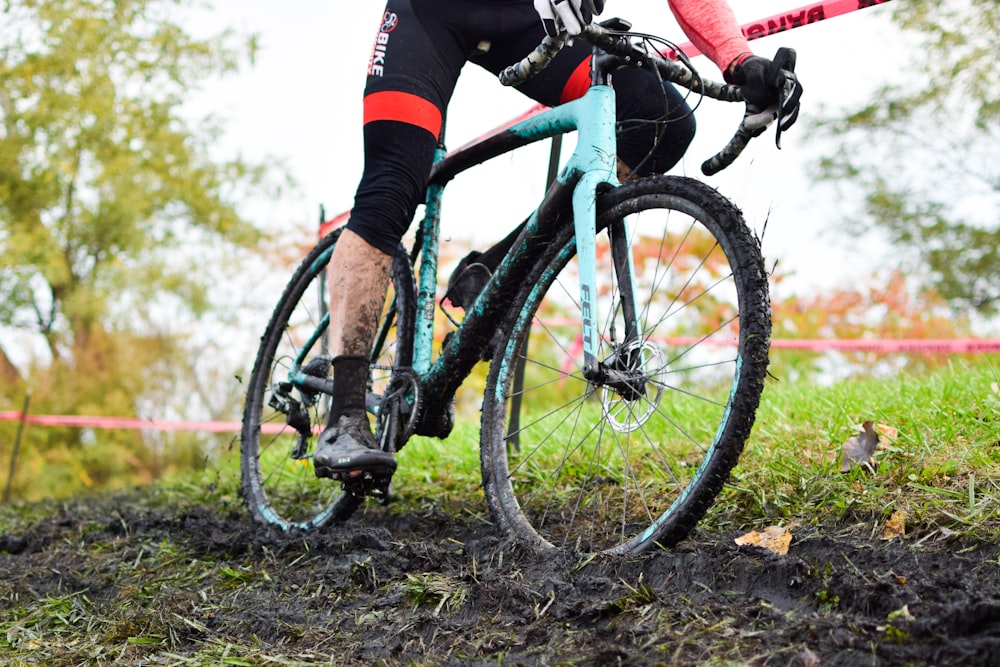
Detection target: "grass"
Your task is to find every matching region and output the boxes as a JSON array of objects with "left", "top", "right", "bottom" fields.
[
  {"left": 7, "top": 357, "right": 995, "bottom": 544},
  {"left": 392, "top": 357, "right": 1000, "bottom": 545},
  {"left": 1, "top": 358, "right": 998, "bottom": 665},
  {"left": 230, "top": 356, "right": 1000, "bottom": 541}
]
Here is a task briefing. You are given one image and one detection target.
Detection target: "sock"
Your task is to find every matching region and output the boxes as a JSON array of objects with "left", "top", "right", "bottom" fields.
[{"left": 327, "top": 355, "right": 369, "bottom": 427}]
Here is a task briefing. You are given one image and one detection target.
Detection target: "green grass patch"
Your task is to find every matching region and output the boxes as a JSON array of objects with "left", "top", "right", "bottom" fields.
[
  {"left": 148, "top": 356, "right": 1000, "bottom": 542},
  {"left": 385, "top": 359, "right": 1000, "bottom": 546},
  {"left": 709, "top": 358, "right": 1000, "bottom": 540},
  {"left": 4, "top": 358, "right": 998, "bottom": 546}
]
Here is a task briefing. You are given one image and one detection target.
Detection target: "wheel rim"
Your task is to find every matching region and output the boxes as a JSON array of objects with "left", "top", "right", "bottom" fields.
[{"left": 246, "top": 239, "right": 345, "bottom": 530}]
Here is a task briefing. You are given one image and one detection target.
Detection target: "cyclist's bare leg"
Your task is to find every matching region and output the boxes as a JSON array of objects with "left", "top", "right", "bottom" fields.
[
  {"left": 326, "top": 229, "right": 391, "bottom": 359},
  {"left": 313, "top": 229, "right": 396, "bottom": 480}
]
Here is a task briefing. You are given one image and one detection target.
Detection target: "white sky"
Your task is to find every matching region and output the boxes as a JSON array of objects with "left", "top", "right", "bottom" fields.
[{"left": 186, "top": 1, "right": 903, "bottom": 297}]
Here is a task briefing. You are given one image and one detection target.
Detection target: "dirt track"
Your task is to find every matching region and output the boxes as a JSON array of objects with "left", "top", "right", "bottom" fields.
[{"left": 2, "top": 491, "right": 1000, "bottom": 666}]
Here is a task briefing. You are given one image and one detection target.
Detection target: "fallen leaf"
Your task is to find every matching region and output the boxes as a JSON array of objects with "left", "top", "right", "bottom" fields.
[
  {"left": 876, "top": 422, "right": 898, "bottom": 440},
  {"left": 735, "top": 525, "right": 793, "bottom": 555},
  {"left": 882, "top": 508, "right": 908, "bottom": 540},
  {"left": 840, "top": 420, "right": 880, "bottom": 472},
  {"left": 799, "top": 647, "right": 821, "bottom": 667}
]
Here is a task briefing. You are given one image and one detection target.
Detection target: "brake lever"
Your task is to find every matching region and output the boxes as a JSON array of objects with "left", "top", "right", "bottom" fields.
[{"left": 770, "top": 47, "right": 798, "bottom": 149}]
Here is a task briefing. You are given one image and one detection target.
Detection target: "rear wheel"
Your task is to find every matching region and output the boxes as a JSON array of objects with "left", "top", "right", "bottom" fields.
[
  {"left": 240, "top": 228, "right": 415, "bottom": 530},
  {"left": 480, "top": 176, "right": 770, "bottom": 555}
]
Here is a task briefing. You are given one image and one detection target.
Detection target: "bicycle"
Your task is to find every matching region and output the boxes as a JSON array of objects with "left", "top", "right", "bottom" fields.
[{"left": 240, "top": 19, "right": 782, "bottom": 557}]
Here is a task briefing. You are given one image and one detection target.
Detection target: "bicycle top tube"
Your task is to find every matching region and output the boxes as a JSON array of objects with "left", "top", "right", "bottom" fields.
[
  {"left": 500, "top": 22, "right": 764, "bottom": 175},
  {"left": 429, "top": 84, "right": 618, "bottom": 188}
]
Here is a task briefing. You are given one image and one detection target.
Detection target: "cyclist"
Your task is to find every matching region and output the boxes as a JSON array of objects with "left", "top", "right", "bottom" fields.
[{"left": 312, "top": 0, "right": 803, "bottom": 481}]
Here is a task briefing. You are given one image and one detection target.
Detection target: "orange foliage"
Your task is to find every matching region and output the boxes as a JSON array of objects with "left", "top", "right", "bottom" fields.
[
  {"left": 771, "top": 270, "right": 974, "bottom": 376},
  {"left": 773, "top": 271, "right": 967, "bottom": 341}
]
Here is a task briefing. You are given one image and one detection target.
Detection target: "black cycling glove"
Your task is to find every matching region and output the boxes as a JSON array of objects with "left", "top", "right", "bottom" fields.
[{"left": 729, "top": 48, "right": 803, "bottom": 143}]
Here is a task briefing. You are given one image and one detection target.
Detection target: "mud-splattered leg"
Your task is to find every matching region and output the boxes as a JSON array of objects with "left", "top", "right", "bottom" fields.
[{"left": 312, "top": 229, "right": 397, "bottom": 482}]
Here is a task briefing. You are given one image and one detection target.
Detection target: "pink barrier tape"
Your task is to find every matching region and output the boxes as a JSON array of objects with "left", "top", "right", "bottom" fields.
[
  {"left": 662, "top": 338, "right": 1000, "bottom": 353},
  {"left": 2, "top": 337, "right": 995, "bottom": 434},
  {"left": 539, "top": 317, "right": 1000, "bottom": 353},
  {"left": 771, "top": 338, "right": 1000, "bottom": 353},
  {"left": 0, "top": 412, "right": 284, "bottom": 435},
  {"left": 550, "top": 334, "right": 1000, "bottom": 375}
]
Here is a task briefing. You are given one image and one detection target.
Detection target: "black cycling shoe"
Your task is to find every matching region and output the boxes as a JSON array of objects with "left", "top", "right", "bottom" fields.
[{"left": 314, "top": 413, "right": 397, "bottom": 480}]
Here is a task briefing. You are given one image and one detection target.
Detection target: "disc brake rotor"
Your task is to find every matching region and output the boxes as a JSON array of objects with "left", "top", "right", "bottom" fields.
[{"left": 600, "top": 340, "right": 666, "bottom": 433}]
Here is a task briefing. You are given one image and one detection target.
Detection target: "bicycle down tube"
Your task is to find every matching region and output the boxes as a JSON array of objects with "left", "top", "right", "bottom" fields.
[{"left": 415, "top": 81, "right": 632, "bottom": 415}]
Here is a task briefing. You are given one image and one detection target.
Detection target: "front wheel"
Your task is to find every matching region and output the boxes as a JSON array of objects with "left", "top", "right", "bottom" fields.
[
  {"left": 480, "top": 176, "right": 770, "bottom": 556},
  {"left": 240, "top": 228, "right": 415, "bottom": 531}
]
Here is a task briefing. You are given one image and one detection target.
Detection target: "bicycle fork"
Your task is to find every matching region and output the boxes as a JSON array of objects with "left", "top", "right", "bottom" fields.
[{"left": 560, "top": 88, "right": 645, "bottom": 395}]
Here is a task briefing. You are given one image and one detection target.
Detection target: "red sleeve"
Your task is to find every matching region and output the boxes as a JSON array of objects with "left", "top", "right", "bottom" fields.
[{"left": 667, "top": 0, "right": 751, "bottom": 73}]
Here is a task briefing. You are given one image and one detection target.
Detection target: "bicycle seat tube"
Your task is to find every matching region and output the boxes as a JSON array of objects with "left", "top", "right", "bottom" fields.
[{"left": 412, "top": 144, "right": 449, "bottom": 376}]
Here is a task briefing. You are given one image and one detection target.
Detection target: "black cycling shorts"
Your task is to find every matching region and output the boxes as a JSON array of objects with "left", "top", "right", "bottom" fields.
[{"left": 348, "top": 0, "right": 697, "bottom": 253}]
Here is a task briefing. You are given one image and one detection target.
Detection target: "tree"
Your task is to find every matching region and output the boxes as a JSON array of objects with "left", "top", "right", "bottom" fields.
[
  {"left": 0, "top": 0, "right": 278, "bottom": 497},
  {"left": 814, "top": 0, "right": 999, "bottom": 315}
]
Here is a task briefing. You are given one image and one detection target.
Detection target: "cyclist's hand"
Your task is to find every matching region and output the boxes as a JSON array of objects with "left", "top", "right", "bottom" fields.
[
  {"left": 729, "top": 48, "right": 803, "bottom": 140},
  {"left": 533, "top": 0, "right": 605, "bottom": 38}
]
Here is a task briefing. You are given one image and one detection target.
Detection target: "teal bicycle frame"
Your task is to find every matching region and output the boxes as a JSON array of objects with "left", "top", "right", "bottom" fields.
[
  {"left": 406, "top": 79, "right": 643, "bottom": 424},
  {"left": 243, "top": 20, "right": 774, "bottom": 551}
]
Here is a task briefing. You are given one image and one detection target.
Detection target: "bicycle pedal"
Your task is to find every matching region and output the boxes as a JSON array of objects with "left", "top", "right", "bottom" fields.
[{"left": 336, "top": 470, "right": 394, "bottom": 502}]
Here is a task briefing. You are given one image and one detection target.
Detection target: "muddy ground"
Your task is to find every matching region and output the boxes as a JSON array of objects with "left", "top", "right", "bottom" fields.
[{"left": 2, "top": 489, "right": 1000, "bottom": 666}]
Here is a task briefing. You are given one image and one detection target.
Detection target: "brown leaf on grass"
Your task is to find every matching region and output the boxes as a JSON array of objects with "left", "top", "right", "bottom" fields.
[
  {"left": 882, "top": 509, "right": 908, "bottom": 540},
  {"left": 876, "top": 422, "right": 898, "bottom": 440},
  {"left": 840, "top": 420, "right": 880, "bottom": 472},
  {"left": 735, "top": 525, "right": 793, "bottom": 555}
]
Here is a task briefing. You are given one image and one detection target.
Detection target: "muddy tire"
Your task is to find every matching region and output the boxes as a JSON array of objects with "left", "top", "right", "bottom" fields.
[{"left": 480, "top": 176, "right": 770, "bottom": 556}]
